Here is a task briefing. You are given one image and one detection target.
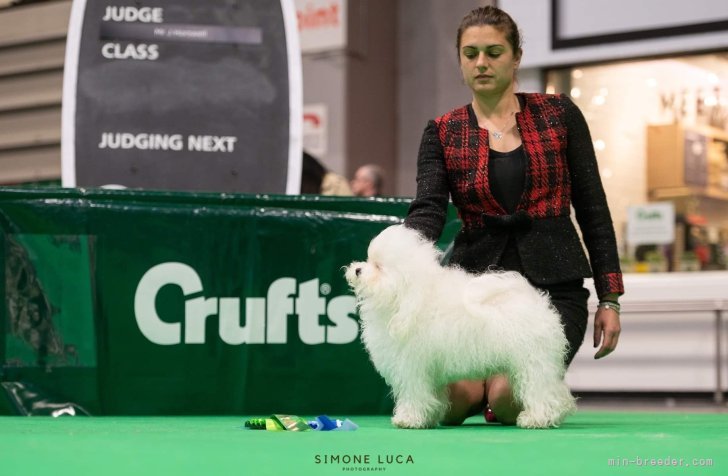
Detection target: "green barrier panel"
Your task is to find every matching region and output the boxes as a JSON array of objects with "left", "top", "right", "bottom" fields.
[{"left": 0, "top": 188, "right": 460, "bottom": 415}]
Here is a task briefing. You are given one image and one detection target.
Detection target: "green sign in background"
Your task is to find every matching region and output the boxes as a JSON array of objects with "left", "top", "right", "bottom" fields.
[{"left": 0, "top": 188, "right": 460, "bottom": 415}]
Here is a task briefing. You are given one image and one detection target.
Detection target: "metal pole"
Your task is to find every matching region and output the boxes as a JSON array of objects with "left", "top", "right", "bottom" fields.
[{"left": 716, "top": 310, "right": 724, "bottom": 405}]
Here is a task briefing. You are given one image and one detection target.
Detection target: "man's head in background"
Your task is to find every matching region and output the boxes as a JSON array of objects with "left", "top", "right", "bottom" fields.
[{"left": 351, "top": 164, "right": 384, "bottom": 197}]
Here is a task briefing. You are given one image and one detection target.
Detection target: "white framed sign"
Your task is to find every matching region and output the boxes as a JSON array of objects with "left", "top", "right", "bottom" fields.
[
  {"left": 626, "top": 202, "right": 676, "bottom": 246},
  {"left": 302, "top": 103, "right": 328, "bottom": 156}
]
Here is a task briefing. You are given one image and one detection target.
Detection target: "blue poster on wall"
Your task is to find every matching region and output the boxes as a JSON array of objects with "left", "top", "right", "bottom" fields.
[{"left": 61, "top": 0, "right": 302, "bottom": 194}]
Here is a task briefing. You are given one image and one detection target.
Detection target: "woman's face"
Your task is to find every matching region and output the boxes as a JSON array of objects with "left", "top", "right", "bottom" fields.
[{"left": 459, "top": 25, "right": 520, "bottom": 97}]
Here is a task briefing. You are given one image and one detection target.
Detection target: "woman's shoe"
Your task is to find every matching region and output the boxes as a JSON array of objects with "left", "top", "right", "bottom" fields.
[{"left": 484, "top": 405, "right": 498, "bottom": 423}]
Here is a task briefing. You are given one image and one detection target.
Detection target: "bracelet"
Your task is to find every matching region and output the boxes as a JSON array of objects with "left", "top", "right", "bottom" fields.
[{"left": 598, "top": 301, "right": 621, "bottom": 314}]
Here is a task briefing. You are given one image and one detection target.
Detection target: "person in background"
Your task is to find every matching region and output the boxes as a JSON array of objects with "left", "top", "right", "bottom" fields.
[
  {"left": 351, "top": 164, "right": 384, "bottom": 197},
  {"left": 403, "top": 5, "right": 624, "bottom": 426},
  {"left": 300, "top": 151, "right": 352, "bottom": 196}
]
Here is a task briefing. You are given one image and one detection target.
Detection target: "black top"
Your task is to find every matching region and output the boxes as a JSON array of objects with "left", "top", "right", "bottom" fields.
[
  {"left": 488, "top": 145, "right": 525, "bottom": 214},
  {"left": 488, "top": 145, "right": 526, "bottom": 271}
]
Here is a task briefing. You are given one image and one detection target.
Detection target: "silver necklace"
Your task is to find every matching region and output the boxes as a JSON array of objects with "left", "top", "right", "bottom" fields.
[
  {"left": 474, "top": 99, "right": 518, "bottom": 141},
  {"left": 487, "top": 115, "right": 514, "bottom": 140}
]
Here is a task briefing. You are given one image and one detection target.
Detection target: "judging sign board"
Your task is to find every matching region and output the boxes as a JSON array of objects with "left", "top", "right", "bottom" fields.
[{"left": 62, "top": 0, "right": 302, "bottom": 193}]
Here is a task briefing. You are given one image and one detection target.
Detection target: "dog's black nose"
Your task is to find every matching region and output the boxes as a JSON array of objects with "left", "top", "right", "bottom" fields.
[{"left": 355, "top": 267, "right": 362, "bottom": 276}]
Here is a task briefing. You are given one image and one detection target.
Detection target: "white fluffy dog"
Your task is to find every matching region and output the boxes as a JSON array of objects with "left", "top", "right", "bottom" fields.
[{"left": 345, "top": 224, "right": 577, "bottom": 429}]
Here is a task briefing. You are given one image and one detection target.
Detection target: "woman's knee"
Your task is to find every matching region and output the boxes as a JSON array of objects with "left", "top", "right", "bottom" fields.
[
  {"left": 441, "top": 380, "right": 486, "bottom": 426},
  {"left": 486, "top": 376, "right": 521, "bottom": 425}
]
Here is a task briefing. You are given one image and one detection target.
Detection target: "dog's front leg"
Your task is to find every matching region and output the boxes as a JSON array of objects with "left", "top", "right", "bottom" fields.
[{"left": 390, "top": 378, "right": 447, "bottom": 429}]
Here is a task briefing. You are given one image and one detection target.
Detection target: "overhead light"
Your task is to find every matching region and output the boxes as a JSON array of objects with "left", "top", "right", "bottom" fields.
[{"left": 570, "top": 87, "right": 581, "bottom": 98}]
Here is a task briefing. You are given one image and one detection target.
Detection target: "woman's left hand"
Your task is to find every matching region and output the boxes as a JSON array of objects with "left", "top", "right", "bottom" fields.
[{"left": 593, "top": 307, "right": 621, "bottom": 359}]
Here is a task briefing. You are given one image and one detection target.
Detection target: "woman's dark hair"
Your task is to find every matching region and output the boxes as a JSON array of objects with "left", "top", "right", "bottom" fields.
[{"left": 456, "top": 6, "right": 522, "bottom": 61}]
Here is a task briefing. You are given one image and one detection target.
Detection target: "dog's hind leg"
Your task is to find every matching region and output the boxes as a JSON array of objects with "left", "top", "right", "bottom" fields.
[{"left": 510, "top": 357, "right": 577, "bottom": 429}]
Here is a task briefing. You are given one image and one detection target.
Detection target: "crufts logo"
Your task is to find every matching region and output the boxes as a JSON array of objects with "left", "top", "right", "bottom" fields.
[{"left": 134, "top": 262, "right": 358, "bottom": 345}]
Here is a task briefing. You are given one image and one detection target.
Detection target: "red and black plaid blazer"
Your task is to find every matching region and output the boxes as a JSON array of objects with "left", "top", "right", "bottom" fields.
[{"left": 404, "top": 93, "right": 624, "bottom": 299}]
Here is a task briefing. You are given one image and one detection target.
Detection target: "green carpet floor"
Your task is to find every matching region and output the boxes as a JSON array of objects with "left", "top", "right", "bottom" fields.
[{"left": 1, "top": 412, "right": 725, "bottom": 475}]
